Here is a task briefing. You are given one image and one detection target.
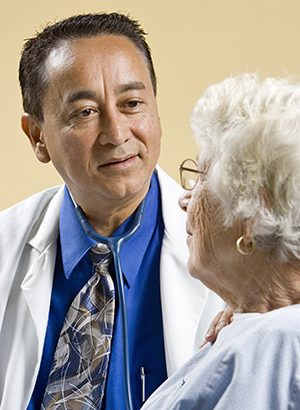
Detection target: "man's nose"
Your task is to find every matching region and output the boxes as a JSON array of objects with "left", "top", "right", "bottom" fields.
[
  {"left": 178, "top": 189, "right": 192, "bottom": 212},
  {"left": 98, "top": 108, "right": 131, "bottom": 146}
]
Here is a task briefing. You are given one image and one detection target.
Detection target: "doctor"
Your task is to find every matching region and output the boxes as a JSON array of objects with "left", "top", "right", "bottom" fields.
[{"left": 0, "top": 13, "right": 225, "bottom": 410}]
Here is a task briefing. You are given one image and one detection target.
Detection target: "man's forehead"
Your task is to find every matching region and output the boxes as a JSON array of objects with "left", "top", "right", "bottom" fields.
[
  {"left": 46, "top": 35, "right": 145, "bottom": 72},
  {"left": 47, "top": 41, "right": 74, "bottom": 72},
  {"left": 44, "top": 35, "right": 153, "bottom": 103}
]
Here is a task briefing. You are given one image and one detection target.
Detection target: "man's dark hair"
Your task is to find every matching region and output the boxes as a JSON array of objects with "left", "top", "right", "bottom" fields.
[{"left": 19, "top": 12, "right": 157, "bottom": 122}]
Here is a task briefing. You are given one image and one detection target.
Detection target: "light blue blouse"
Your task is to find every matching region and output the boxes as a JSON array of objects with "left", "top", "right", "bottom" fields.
[{"left": 142, "top": 304, "right": 300, "bottom": 410}]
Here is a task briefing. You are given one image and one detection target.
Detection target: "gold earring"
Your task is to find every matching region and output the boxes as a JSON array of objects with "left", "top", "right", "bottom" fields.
[{"left": 236, "top": 235, "right": 255, "bottom": 256}]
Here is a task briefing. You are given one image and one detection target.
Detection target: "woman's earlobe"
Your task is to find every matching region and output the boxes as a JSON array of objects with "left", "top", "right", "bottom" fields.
[
  {"left": 21, "top": 113, "right": 51, "bottom": 163},
  {"left": 242, "top": 216, "right": 255, "bottom": 247}
]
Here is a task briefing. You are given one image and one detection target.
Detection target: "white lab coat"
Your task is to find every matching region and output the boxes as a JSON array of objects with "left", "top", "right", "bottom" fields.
[{"left": 0, "top": 166, "right": 226, "bottom": 409}]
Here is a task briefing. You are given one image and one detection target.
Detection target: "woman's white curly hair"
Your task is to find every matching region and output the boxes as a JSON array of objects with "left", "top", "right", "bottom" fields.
[{"left": 191, "top": 73, "right": 300, "bottom": 263}]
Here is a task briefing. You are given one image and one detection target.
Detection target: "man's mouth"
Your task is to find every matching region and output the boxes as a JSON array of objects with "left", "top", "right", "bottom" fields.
[{"left": 100, "top": 155, "right": 137, "bottom": 168}]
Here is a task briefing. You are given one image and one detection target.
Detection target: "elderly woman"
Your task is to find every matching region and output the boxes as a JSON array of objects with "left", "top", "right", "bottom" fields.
[{"left": 142, "top": 73, "right": 300, "bottom": 409}]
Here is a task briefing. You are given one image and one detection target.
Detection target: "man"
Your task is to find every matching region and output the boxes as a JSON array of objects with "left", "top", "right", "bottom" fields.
[{"left": 0, "top": 13, "right": 226, "bottom": 410}]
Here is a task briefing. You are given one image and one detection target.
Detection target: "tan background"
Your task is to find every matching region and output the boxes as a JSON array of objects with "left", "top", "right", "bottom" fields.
[{"left": 1, "top": 0, "right": 300, "bottom": 210}]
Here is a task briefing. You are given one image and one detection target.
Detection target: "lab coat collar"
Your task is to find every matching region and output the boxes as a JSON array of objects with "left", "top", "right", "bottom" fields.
[
  {"left": 155, "top": 166, "right": 189, "bottom": 258},
  {"left": 26, "top": 185, "right": 64, "bottom": 253}
]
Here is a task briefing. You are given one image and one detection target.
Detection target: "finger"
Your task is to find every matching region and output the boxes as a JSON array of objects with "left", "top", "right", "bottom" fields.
[
  {"left": 199, "top": 339, "right": 209, "bottom": 349},
  {"left": 204, "top": 310, "right": 224, "bottom": 343},
  {"left": 213, "top": 306, "right": 234, "bottom": 336},
  {"left": 204, "top": 307, "right": 234, "bottom": 344},
  {"left": 215, "top": 306, "right": 234, "bottom": 331}
]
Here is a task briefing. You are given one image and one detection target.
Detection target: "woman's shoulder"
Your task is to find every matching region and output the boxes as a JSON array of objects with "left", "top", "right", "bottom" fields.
[
  {"left": 232, "top": 305, "right": 300, "bottom": 334},
  {"left": 255, "top": 305, "right": 300, "bottom": 337},
  {"left": 233, "top": 306, "right": 300, "bottom": 345}
]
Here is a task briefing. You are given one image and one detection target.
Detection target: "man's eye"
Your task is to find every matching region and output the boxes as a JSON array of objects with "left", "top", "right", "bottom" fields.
[
  {"left": 125, "top": 101, "right": 140, "bottom": 108},
  {"left": 79, "top": 109, "right": 94, "bottom": 117}
]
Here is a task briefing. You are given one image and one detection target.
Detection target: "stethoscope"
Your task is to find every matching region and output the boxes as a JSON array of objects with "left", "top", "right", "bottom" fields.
[{"left": 74, "top": 197, "right": 146, "bottom": 410}]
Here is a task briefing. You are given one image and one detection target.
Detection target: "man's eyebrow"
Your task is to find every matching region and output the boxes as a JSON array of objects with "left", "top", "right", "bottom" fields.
[
  {"left": 65, "top": 82, "right": 146, "bottom": 103},
  {"left": 116, "top": 81, "right": 146, "bottom": 94},
  {"left": 66, "top": 91, "right": 97, "bottom": 104}
]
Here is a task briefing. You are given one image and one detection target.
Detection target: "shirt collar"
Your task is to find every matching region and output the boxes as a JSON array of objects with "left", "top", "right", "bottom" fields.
[
  {"left": 59, "top": 186, "right": 97, "bottom": 279},
  {"left": 59, "top": 172, "right": 160, "bottom": 284}
]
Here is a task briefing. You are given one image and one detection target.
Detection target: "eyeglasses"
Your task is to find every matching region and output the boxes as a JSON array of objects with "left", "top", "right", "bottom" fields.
[{"left": 178, "top": 158, "right": 207, "bottom": 190}]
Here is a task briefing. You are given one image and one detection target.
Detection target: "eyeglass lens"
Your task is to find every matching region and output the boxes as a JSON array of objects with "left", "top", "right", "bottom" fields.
[{"left": 181, "top": 159, "right": 198, "bottom": 190}]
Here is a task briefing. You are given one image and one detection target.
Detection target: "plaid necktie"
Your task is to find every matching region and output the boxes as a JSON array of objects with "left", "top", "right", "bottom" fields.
[{"left": 41, "top": 243, "right": 115, "bottom": 410}]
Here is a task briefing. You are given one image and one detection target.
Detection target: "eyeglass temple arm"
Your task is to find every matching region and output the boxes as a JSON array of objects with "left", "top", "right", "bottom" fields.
[{"left": 178, "top": 165, "right": 206, "bottom": 174}]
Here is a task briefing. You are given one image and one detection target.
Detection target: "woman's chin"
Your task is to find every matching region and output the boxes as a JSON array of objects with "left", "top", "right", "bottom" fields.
[{"left": 187, "top": 260, "right": 202, "bottom": 281}]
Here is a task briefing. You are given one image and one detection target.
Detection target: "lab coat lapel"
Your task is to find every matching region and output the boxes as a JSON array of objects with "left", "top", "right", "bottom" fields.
[
  {"left": 156, "top": 166, "right": 210, "bottom": 376},
  {"left": 0, "top": 186, "right": 64, "bottom": 408},
  {"left": 21, "top": 240, "right": 57, "bottom": 357},
  {"left": 21, "top": 186, "right": 64, "bottom": 356},
  {"left": 0, "top": 186, "right": 63, "bottom": 333}
]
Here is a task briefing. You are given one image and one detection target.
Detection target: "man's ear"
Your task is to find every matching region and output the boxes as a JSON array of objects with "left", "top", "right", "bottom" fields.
[{"left": 21, "top": 113, "right": 51, "bottom": 164}]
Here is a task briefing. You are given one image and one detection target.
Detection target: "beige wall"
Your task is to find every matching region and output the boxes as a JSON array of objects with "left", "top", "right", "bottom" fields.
[{"left": 1, "top": 0, "right": 300, "bottom": 210}]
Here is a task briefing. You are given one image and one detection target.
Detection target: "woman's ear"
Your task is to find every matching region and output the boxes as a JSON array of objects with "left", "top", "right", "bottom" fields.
[
  {"left": 259, "top": 186, "right": 273, "bottom": 211},
  {"left": 243, "top": 186, "right": 273, "bottom": 244},
  {"left": 21, "top": 113, "right": 51, "bottom": 164}
]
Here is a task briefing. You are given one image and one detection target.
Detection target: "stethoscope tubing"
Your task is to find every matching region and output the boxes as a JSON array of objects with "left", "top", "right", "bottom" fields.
[{"left": 75, "top": 198, "right": 146, "bottom": 410}]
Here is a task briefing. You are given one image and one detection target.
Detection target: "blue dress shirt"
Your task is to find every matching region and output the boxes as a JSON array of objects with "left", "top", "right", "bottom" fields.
[{"left": 27, "top": 172, "right": 167, "bottom": 410}]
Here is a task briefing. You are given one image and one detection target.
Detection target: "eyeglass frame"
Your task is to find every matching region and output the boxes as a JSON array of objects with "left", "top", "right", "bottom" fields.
[{"left": 178, "top": 158, "right": 207, "bottom": 190}]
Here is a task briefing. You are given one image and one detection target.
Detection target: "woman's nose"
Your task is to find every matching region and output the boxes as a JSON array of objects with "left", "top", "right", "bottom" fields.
[{"left": 178, "top": 189, "right": 192, "bottom": 212}]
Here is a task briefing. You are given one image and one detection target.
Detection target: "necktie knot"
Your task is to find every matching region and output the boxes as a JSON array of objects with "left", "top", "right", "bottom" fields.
[{"left": 89, "top": 243, "right": 112, "bottom": 274}]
